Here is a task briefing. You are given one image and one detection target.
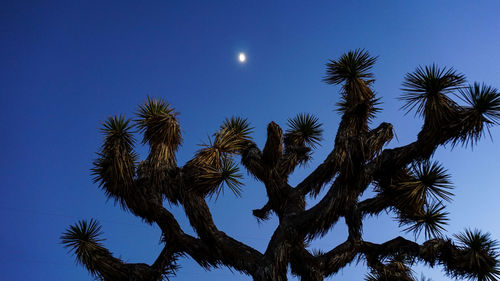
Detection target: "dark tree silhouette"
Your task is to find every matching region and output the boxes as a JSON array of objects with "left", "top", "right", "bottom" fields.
[{"left": 62, "top": 50, "right": 500, "bottom": 281}]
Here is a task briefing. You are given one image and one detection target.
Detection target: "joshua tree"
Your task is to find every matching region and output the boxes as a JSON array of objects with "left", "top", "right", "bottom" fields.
[{"left": 62, "top": 50, "right": 500, "bottom": 281}]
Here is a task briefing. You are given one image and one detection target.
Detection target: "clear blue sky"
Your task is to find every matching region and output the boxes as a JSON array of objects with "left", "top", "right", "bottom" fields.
[{"left": 2, "top": 1, "right": 500, "bottom": 280}]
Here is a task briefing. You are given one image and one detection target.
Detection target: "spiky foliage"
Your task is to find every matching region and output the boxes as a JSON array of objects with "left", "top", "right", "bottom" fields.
[
  {"left": 155, "top": 253, "right": 180, "bottom": 281},
  {"left": 324, "top": 49, "right": 376, "bottom": 85},
  {"left": 401, "top": 203, "right": 449, "bottom": 239},
  {"left": 194, "top": 128, "right": 243, "bottom": 167},
  {"left": 199, "top": 158, "right": 244, "bottom": 198},
  {"left": 451, "top": 229, "right": 500, "bottom": 281},
  {"left": 136, "top": 97, "right": 181, "bottom": 146},
  {"left": 101, "top": 115, "right": 136, "bottom": 150},
  {"left": 325, "top": 49, "right": 377, "bottom": 107},
  {"left": 220, "top": 116, "right": 253, "bottom": 141},
  {"left": 61, "top": 219, "right": 105, "bottom": 259},
  {"left": 365, "top": 264, "right": 414, "bottom": 281},
  {"left": 136, "top": 97, "right": 181, "bottom": 167},
  {"left": 411, "top": 161, "right": 453, "bottom": 202},
  {"left": 92, "top": 116, "right": 136, "bottom": 207},
  {"left": 62, "top": 220, "right": 177, "bottom": 281},
  {"left": 365, "top": 271, "right": 383, "bottom": 281},
  {"left": 336, "top": 96, "right": 382, "bottom": 122},
  {"left": 457, "top": 83, "right": 500, "bottom": 146},
  {"left": 61, "top": 219, "right": 119, "bottom": 279},
  {"left": 191, "top": 124, "right": 247, "bottom": 197},
  {"left": 401, "top": 65, "right": 465, "bottom": 130},
  {"left": 365, "top": 250, "right": 417, "bottom": 281},
  {"left": 285, "top": 113, "right": 323, "bottom": 148},
  {"left": 397, "top": 160, "right": 453, "bottom": 207}
]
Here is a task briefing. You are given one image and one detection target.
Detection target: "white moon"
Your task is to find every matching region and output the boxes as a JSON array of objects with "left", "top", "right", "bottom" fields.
[{"left": 238, "top": 52, "right": 246, "bottom": 63}]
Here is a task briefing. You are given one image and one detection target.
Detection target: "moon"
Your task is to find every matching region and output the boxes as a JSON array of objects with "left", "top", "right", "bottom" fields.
[{"left": 238, "top": 52, "right": 246, "bottom": 63}]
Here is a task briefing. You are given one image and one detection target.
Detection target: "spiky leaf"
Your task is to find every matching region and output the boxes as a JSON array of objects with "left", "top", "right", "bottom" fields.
[
  {"left": 100, "top": 115, "right": 135, "bottom": 151},
  {"left": 285, "top": 113, "right": 323, "bottom": 148},
  {"left": 336, "top": 96, "right": 382, "bottom": 122},
  {"left": 459, "top": 83, "right": 500, "bottom": 123},
  {"left": 61, "top": 219, "right": 108, "bottom": 277},
  {"left": 401, "top": 203, "right": 449, "bottom": 239},
  {"left": 365, "top": 263, "right": 414, "bottom": 281},
  {"left": 324, "top": 49, "right": 377, "bottom": 85},
  {"left": 61, "top": 219, "right": 105, "bottom": 252},
  {"left": 195, "top": 128, "right": 244, "bottom": 168},
  {"left": 400, "top": 64, "right": 465, "bottom": 121},
  {"left": 451, "top": 229, "right": 500, "bottom": 281},
  {"left": 220, "top": 116, "right": 253, "bottom": 141},
  {"left": 406, "top": 160, "right": 453, "bottom": 204},
  {"left": 136, "top": 97, "right": 182, "bottom": 149},
  {"left": 199, "top": 158, "right": 243, "bottom": 198},
  {"left": 456, "top": 83, "right": 500, "bottom": 146},
  {"left": 92, "top": 116, "right": 137, "bottom": 207}
]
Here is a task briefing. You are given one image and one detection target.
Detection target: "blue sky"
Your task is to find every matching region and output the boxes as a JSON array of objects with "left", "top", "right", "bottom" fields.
[{"left": 2, "top": 1, "right": 500, "bottom": 280}]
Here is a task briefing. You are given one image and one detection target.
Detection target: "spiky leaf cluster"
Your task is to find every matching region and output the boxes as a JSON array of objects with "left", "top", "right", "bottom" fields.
[
  {"left": 136, "top": 97, "right": 182, "bottom": 150},
  {"left": 191, "top": 121, "right": 249, "bottom": 198},
  {"left": 457, "top": 83, "right": 500, "bottom": 146},
  {"left": 325, "top": 49, "right": 377, "bottom": 109},
  {"left": 195, "top": 128, "right": 243, "bottom": 167},
  {"left": 374, "top": 161, "right": 452, "bottom": 239},
  {"left": 401, "top": 203, "right": 449, "bottom": 239},
  {"left": 401, "top": 65, "right": 465, "bottom": 132},
  {"left": 402, "top": 160, "right": 454, "bottom": 206},
  {"left": 336, "top": 96, "right": 382, "bottom": 123},
  {"left": 285, "top": 113, "right": 323, "bottom": 148},
  {"left": 61, "top": 219, "right": 111, "bottom": 278},
  {"left": 101, "top": 115, "right": 135, "bottom": 150},
  {"left": 220, "top": 116, "right": 253, "bottom": 142},
  {"left": 199, "top": 158, "right": 243, "bottom": 198},
  {"left": 365, "top": 260, "right": 414, "bottom": 281},
  {"left": 61, "top": 219, "right": 105, "bottom": 253},
  {"left": 157, "top": 254, "right": 180, "bottom": 281},
  {"left": 449, "top": 229, "right": 500, "bottom": 281},
  {"left": 376, "top": 160, "right": 452, "bottom": 211},
  {"left": 92, "top": 116, "right": 137, "bottom": 207},
  {"left": 324, "top": 49, "right": 376, "bottom": 85}
]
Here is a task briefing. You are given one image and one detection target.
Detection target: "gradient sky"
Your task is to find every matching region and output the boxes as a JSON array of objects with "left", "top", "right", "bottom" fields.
[{"left": 2, "top": 1, "right": 500, "bottom": 280}]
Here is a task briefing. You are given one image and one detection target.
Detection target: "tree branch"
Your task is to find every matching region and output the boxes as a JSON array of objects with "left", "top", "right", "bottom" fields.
[
  {"left": 180, "top": 193, "right": 263, "bottom": 274},
  {"left": 263, "top": 122, "right": 283, "bottom": 168},
  {"left": 240, "top": 141, "right": 266, "bottom": 182},
  {"left": 319, "top": 240, "right": 360, "bottom": 277}
]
